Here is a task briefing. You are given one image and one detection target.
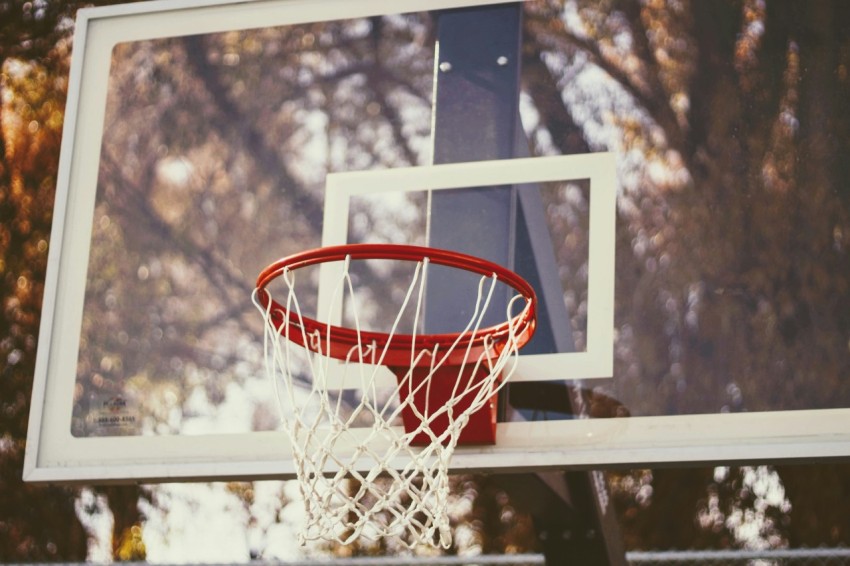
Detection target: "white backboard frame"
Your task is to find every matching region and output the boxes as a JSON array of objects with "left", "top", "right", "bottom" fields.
[{"left": 24, "top": 0, "right": 850, "bottom": 484}]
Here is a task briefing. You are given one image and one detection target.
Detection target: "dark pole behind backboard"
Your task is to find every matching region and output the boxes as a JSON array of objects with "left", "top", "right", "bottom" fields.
[
  {"left": 427, "top": 4, "right": 625, "bottom": 564},
  {"left": 425, "top": 4, "right": 520, "bottom": 331}
]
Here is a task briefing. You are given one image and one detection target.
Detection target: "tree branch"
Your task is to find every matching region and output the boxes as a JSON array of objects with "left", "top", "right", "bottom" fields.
[
  {"left": 525, "top": 11, "right": 686, "bottom": 155},
  {"left": 182, "top": 35, "right": 325, "bottom": 229}
]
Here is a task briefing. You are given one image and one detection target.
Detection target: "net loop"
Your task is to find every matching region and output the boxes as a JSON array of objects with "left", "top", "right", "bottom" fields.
[{"left": 253, "top": 244, "right": 535, "bottom": 548}]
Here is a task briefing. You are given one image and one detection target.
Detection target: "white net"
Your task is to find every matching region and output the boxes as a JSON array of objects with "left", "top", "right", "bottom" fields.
[{"left": 253, "top": 252, "right": 532, "bottom": 548}]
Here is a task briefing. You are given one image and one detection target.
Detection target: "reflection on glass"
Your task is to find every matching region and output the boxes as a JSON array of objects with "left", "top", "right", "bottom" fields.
[
  {"left": 73, "top": 14, "right": 435, "bottom": 437},
  {"left": 72, "top": 0, "right": 850, "bottom": 438}
]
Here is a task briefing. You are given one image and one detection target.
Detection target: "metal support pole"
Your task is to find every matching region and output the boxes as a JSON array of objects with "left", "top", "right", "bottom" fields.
[
  {"left": 426, "top": 4, "right": 625, "bottom": 564},
  {"left": 425, "top": 3, "right": 522, "bottom": 331}
]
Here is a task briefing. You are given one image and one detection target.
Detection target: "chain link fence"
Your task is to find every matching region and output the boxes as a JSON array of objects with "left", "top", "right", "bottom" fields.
[
  {"left": 2, "top": 558, "right": 545, "bottom": 566},
  {"left": 626, "top": 548, "right": 850, "bottom": 565},
  {"left": 8, "top": 550, "right": 850, "bottom": 565}
]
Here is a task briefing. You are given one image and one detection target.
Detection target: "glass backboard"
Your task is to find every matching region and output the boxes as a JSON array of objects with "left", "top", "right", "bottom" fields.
[{"left": 24, "top": 0, "right": 850, "bottom": 484}]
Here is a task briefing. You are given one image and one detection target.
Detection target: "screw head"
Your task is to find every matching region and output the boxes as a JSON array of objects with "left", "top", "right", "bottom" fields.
[
  {"left": 497, "top": 56, "right": 509, "bottom": 66},
  {"left": 439, "top": 61, "right": 452, "bottom": 72}
]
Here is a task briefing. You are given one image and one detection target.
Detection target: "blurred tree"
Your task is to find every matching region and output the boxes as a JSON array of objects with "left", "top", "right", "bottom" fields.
[
  {"left": 778, "top": 463, "right": 850, "bottom": 548},
  {"left": 0, "top": 16, "right": 88, "bottom": 563},
  {"left": 525, "top": 0, "right": 850, "bottom": 551},
  {"left": 0, "top": 0, "right": 145, "bottom": 560},
  {"left": 4, "top": 0, "right": 850, "bottom": 559},
  {"left": 524, "top": 0, "right": 850, "bottom": 416}
]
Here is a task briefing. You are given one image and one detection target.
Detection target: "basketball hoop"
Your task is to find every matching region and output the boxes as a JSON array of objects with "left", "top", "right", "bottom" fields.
[{"left": 253, "top": 243, "right": 536, "bottom": 548}]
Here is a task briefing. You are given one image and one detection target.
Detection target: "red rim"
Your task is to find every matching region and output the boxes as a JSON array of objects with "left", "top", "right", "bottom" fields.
[{"left": 255, "top": 244, "right": 537, "bottom": 367}]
